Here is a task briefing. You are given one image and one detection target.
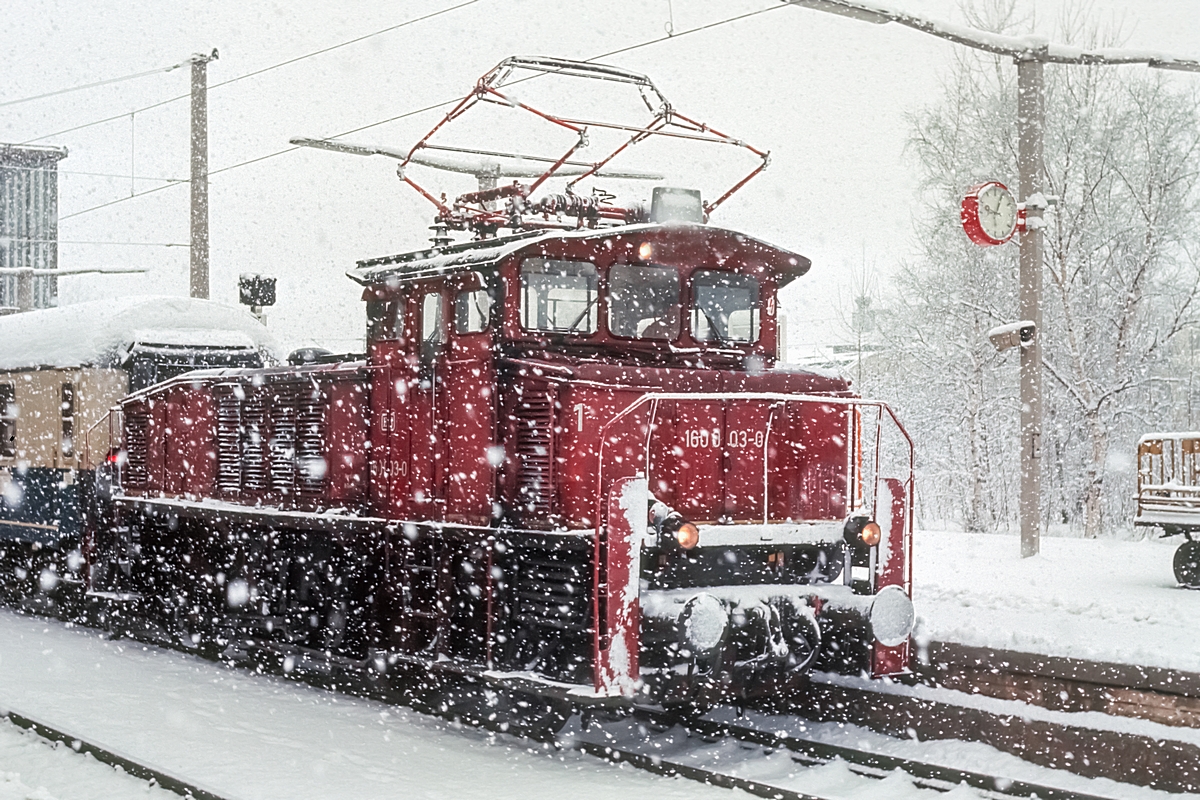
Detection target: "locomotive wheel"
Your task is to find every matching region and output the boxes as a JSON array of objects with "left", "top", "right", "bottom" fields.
[
  {"left": 1174, "top": 540, "right": 1200, "bottom": 588},
  {"left": 778, "top": 602, "right": 822, "bottom": 673}
]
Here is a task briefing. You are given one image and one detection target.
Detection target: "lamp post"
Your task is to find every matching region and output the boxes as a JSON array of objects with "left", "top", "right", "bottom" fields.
[{"left": 782, "top": 0, "right": 1200, "bottom": 557}]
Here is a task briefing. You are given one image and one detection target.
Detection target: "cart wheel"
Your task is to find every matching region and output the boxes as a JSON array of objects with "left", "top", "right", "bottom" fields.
[{"left": 1174, "top": 540, "right": 1200, "bottom": 588}]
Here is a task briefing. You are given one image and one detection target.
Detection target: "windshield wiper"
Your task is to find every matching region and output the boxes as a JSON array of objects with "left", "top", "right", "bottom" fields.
[
  {"left": 564, "top": 295, "right": 600, "bottom": 333},
  {"left": 697, "top": 306, "right": 725, "bottom": 342}
]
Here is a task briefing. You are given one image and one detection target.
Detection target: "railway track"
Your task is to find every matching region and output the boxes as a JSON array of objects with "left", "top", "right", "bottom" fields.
[
  {"left": 3, "top": 601, "right": 1169, "bottom": 800},
  {"left": 4, "top": 689, "right": 1126, "bottom": 800},
  {"left": 580, "top": 709, "right": 1127, "bottom": 800},
  {"left": 1, "top": 708, "right": 230, "bottom": 800},
  {"left": 783, "top": 643, "right": 1200, "bottom": 794}
]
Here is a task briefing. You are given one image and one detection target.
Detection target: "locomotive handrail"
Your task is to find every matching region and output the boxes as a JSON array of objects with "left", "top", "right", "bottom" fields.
[
  {"left": 81, "top": 407, "right": 122, "bottom": 471},
  {"left": 590, "top": 391, "right": 916, "bottom": 664},
  {"left": 594, "top": 391, "right": 914, "bottom": 514},
  {"left": 595, "top": 392, "right": 914, "bottom": 528},
  {"left": 592, "top": 390, "right": 915, "bottom": 589}
]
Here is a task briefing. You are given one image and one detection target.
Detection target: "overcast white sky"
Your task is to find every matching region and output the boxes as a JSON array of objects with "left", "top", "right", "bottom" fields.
[{"left": 3, "top": 1, "right": 1198, "bottom": 354}]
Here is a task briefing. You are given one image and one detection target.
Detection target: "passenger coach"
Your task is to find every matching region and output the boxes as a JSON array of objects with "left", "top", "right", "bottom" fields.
[{"left": 0, "top": 296, "right": 274, "bottom": 599}]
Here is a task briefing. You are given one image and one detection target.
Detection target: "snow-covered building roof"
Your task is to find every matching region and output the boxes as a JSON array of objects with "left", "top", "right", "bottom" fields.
[{"left": 0, "top": 295, "right": 279, "bottom": 371}]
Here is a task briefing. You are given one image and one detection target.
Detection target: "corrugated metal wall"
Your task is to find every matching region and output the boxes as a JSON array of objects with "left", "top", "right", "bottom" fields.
[{"left": 0, "top": 144, "right": 67, "bottom": 311}]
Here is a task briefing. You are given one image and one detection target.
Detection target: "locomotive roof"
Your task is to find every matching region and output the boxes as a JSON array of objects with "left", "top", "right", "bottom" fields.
[
  {"left": 349, "top": 223, "right": 812, "bottom": 287},
  {"left": 0, "top": 295, "right": 279, "bottom": 372}
]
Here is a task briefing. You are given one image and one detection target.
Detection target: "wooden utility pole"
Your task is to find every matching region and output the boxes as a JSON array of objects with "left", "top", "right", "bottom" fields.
[
  {"left": 1016, "top": 57, "right": 1045, "bottom": 557},
  {"left": 189, "top": 49, "right": 218, "bottom": 300}
]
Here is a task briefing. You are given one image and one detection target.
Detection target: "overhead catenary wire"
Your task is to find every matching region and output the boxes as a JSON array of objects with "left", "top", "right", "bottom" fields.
[
  {"left": 0, "top": 62, "right": 187, "bottom": 109},
  {"left": 58, "top": 3, "right": 785, "bottom": 223},
  {"left": 19, "top": 0, "right": 481, "bottom": 146}
]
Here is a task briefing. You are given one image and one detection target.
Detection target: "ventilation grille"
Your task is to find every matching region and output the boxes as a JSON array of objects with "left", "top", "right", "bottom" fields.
[
  {"left": 213, "top": 379, "right": 327, "bottom": 500},
  {"left": 123, "top": 408, "right": 150, "bottom": 489},
  {"left": 241, "top": 387, "right": 269, "bottom": 492},
  {"left": 514, "top": 389, "right": 555, "bottom": 521},
  {"left": 269, "top": 383, "right": 298, "bottom": 493},
  {"left": 296, "top": 381, "right": 326, "bottom": 498},
  {"left": 215, "top": 385, "right": 243, "bottom": 494},
  {"left": 515, "top": 550, "right": 591, "bottom": 634}
]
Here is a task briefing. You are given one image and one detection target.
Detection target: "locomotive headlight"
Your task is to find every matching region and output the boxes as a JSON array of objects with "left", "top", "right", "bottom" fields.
[
  {"left": 859, "top": 521, "right": 882, "bottom": 547},
  {"left": 674, "top": 521, "right": 700, "bottom": 550},
  {"left": 680, "top": 593, "right": 727, "bottom": 653},
  {"left": 869, "top": 585, "right": 915, "bottom": 647}
]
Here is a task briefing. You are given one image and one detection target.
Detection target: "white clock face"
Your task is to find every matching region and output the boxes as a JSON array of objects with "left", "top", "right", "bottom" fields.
[{"left": 977, "top": 184, "right": 1017, "bottom": 241}]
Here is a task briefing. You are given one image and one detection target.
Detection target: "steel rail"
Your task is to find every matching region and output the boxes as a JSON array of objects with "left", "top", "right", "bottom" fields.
[
  {"left": 632, "top": 709, "right": 1122, "bottom": 800},
  {"left": 1, "top": 599, "right": 1160, "bottom": 800},
  {"left": 1, "top": 709, "right": 232, "bottom": 800},
  {"left": 573, "top": 739, "right": 825, "bottom": 800}
]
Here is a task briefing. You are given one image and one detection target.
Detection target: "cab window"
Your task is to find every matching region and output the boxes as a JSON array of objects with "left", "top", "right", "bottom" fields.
[
  {"left": 420, "top": 292, "right": 445, "bottom": 364},
  {"left": 455, "top": 288, "right": 491, "bottom": 335},
  {"left": 691, "top": 271, "right": 760, "bottom": 344},
  {"left": 520, "top": 258, "right": 599, "bottom": 334},
  {"left": 608, "top": 264, "right": 679, "bottom": 340}
]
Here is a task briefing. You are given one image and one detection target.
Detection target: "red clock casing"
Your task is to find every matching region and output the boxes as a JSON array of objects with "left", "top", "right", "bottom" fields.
[{"left": 961, "top": 181, "right": 1017, "bottom": 246}]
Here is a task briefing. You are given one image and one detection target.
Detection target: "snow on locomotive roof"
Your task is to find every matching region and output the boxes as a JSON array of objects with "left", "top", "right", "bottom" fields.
[
  {"left": 349, "top": 223, "right": 812, "bottom": 286},
  {"left": 0, "top": 295, "right": 278, "bottom": 371}
]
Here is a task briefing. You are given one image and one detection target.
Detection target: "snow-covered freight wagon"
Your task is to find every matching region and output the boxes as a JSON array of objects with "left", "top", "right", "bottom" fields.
[
  {"left": 1136, "top": 432, "right": 1200, "bottom": 587},
  {"left": 82, "top": 57, "right": 916, "bottom": 712},
  {"left": 0, "top": 296, "right": 276, "bottom": 600}
]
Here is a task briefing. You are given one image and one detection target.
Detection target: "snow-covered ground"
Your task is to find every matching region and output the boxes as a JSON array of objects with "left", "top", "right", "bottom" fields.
[
  {"left": 0, "top": 721, "right": 180, "bottom": 800},
  {"left": 0, "top": 613, "right": 742, "bottom": 800},
  {"left": 2, "top": 531, "right": 1197, "bottom": 799},
  {"left": 913, "top": 530, "right": 1200, "bottom": 673},
  {"left": 2, "top": 610, "right": 1196, "bottom": 800},
  {"left": 2, "top": 611, "right": 1196, "bottom": 800}
]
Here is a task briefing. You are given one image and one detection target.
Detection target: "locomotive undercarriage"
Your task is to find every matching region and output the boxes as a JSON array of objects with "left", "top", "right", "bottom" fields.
[{"left": 77, "top": 496, "right": 874, "bottom": 710}]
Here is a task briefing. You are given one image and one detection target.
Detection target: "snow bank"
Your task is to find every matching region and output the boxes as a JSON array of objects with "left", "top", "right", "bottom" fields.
[
  {"left": 0, "top": 296, "right": 279, "bottom": 371},
  {"left": 914, "top": 530, "right": 1200, "bottom": 672}
]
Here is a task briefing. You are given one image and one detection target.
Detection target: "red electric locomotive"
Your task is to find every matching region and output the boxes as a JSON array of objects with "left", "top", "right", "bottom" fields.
[{"left": 84, "top": 58, "right": 914, "bottom": 709}]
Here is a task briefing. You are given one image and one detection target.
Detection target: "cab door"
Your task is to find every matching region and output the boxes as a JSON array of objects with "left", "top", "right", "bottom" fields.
[
  {"left": 443, "top": 281, "right": 498, "bottom": 524},
  {"left": 407, "top": 287, "right": 448, "bottom": 520},
  {"left": 367, "top": 294, "right": 411, "bottom": 520}
]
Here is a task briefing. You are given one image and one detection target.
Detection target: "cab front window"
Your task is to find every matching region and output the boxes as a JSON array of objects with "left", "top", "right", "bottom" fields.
[
  {"left": 520, "top": 258, "right": 599, "bottom": 334},
  {"left": 608, "top": 264, "right": 679, "bottom": 340},
  {"left": 691, "top": 271, "right": 760, "bottom": 344}
]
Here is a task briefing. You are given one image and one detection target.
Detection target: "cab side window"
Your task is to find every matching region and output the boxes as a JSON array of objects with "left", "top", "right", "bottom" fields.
[
  {"left": 520, "top": 258, "right": 599, "bottom": 335},
  {"left": 608, "top": 264, "right": 679, "bottom": 340},
  {"left": 366, "top": 299, "right": 398, "bottom": 342},
  {"left": 421, "top": 292, "right": 445, "bottom": 365},
  {"left": 691, "top": 271, "right": 760, "bottom": 344},
  {"left": 455, "top": 288, "right": 491, "bottom": 335}
]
